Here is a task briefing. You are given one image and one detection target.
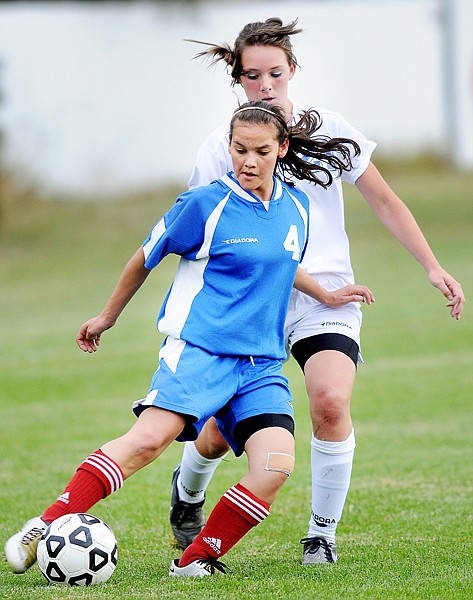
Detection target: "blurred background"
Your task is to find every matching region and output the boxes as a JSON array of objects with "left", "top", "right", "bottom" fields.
[
  {"left": 0, "top": 0, "right": 472, "bottom": 199},
  {"left": 1, "top": 7, "right": 472, "bottom": 595}
]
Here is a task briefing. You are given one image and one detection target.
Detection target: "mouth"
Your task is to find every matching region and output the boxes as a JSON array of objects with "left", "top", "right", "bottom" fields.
[{"left": 262, "top": 96, "right": 275, "bottom": 103}]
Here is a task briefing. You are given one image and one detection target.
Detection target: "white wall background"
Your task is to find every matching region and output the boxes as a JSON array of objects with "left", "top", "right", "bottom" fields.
[{"left": 0, "top": 0, "right": 472, "bottom": 197}]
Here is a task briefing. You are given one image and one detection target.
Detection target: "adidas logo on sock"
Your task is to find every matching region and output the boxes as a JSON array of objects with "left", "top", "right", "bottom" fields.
[
  {"left": 203, "top": 536, "right": 222, "bottom": 554},
  {"left": 57, "top": 492, "right": 70, "bottom": 504}
]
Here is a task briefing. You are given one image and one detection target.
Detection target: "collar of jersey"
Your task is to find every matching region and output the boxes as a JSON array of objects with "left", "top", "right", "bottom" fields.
[{"left": 221, "top": 172, "right": 283, "bottom": 205}]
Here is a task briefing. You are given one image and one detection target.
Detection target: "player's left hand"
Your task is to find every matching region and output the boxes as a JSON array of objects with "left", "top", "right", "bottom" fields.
[{"left": 428, "top": 269, "right": 465, "bottom": 320}]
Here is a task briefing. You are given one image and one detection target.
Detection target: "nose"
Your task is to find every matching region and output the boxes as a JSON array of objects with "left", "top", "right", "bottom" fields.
[
  {"left": 260, "top": 74, "right": 272, "bottom": 92},
  {"left": 244, "top": 152, "right": 257, "bottom": 168}
]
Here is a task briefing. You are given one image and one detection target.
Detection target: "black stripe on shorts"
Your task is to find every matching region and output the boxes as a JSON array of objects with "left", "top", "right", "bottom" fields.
[
  {"left": 232, "top": 413, "right": 295, "bottom": 456},
  {"left": 291, "top": 332, "right": 359, "bottom": 372}
]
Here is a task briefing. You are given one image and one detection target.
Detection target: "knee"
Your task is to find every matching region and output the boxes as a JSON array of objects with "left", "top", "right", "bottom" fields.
[
  {"left": 310, "top": 386, "right": 348, "bottom": 428},
  {"left": 202, "top": 434, "right": 230, "bottom": 458},
  {"left": 130, "top": 431, "right": 172, "bottom": 467},
  {"left": 243, "top": 470, "right": 289, "bottom": 506},
  {"left": 196, "top": 420, "right": 230, "bottom": 459},
  {"left": 132, "top": 441, "right": 160, "bottom": 466},
  {"left": 243, "top": 452, "right": 294, "bottom": 505}
]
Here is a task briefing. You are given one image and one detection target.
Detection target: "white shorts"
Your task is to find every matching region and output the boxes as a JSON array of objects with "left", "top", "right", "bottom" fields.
[{"left": 285, "top": 291, "right": 363, "bottom": 350}]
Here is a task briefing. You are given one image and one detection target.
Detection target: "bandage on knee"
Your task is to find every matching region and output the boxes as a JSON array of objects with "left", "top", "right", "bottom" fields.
[{"left": 264, "top": 452, "right": 295, "bottom": 476}]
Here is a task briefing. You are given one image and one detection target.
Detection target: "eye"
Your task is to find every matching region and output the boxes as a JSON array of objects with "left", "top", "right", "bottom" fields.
[
  {"left": 271, "top": 71, "right": 283, "bottom": 78},
  {"left": 243, "top": 72, "right": 259, "bottom": 81}
]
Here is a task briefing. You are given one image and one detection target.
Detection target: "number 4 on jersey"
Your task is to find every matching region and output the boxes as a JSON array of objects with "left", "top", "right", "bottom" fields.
[{"left": 283, "top": 224, "right": 301, "bottom": 261}]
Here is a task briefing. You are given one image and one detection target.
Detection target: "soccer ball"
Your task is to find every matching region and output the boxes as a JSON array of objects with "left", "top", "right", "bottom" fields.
[{"left": 37, "top": 513, "right": 118, "bottom": 586}]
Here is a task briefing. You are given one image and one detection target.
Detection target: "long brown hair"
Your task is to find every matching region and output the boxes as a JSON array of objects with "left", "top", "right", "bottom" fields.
[{"left": 230, "top": 101, "right": 360, "bottom": 189}]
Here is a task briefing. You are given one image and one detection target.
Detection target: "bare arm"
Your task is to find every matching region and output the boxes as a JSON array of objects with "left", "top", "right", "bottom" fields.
[
  {"left": 76, "top": 248, "right": 151, "bottom": 353},
  {"left": 294, "top": 268, "right": 375, "bottom": 307},
  {"left": 356, "top": 162, "right": 465, "bottom": 319}
]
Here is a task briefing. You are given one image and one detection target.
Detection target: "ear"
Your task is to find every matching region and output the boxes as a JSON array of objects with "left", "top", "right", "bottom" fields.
[
  {"left": 288, "top": 63, "right": 296, "bottom": 81},
  {"left": 278, "top": 138, "right": 289, "bottom": 158}
]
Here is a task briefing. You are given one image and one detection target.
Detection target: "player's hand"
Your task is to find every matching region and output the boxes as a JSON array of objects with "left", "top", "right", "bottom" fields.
[
  {"left": 324, "top": 285, "right": 375, "bottom": 308},
  {"left": 76, "top": 316, "right": 114, "bottom": 353},
  {"left": 428, "top": 269, "right": 465, "bottom": 320}
]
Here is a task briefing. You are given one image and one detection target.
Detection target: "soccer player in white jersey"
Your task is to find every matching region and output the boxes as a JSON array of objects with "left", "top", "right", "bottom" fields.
[
  {"left": 168, "top": 18, "right": 465, "bottom": 564},
  {"left": 4, "top": 101, "right": 374, "bottom": 578}
]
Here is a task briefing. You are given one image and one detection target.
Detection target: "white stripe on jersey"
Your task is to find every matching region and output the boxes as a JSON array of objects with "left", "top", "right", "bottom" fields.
[
  {"left": 224, "top": 486, "right": 270, "bottom": 523},
  {"left": 197, "top": 192, "right": 231, "bottom": 259},
  {"left": 220, "top": 174, "right": 258, "bottom": 203},
  {"left": 158, "top": 193, "right": 230, "bottom": 338},
  {"left": 143, "top": 217, "right": 166, "bottom": 260},
  {"left": 159, "top": 336, "right": 186, "bottom": 373},
  {"left": 273, "top": 177, "right": 283, "bottom": 200},
  {"left": 84, "top": 452, "right": 124, "bottom": 493},
  {"left": 220, "top": 173, "right": 283, "bottom": 203},
  {"left": 287, "top": 189, "right": 309, "bottom": 243}
]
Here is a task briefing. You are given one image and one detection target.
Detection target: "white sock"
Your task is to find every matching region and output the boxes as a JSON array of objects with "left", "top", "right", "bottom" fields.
[
  {"left": 307, "top": 429, "right": 356, "bottom": 544},
  {"left": 177, "top": 441, "right": 227, "bottom": 503}
]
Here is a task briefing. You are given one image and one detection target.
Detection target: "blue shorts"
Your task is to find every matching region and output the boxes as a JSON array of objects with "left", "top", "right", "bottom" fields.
[{"left": 132, "top": 337, "right": 294, "bottom": 456}]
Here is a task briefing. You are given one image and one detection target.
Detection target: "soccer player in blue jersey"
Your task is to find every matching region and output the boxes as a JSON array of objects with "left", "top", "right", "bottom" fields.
[
  {"left": 169, "top": 17, "right": 465, "bottom": 565},
  {"left": 4, "top": 101, "right": 374, "bottom": 578}
]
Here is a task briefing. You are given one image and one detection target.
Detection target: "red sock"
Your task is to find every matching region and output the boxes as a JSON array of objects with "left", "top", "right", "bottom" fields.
[
  {"left": 179, "top": 483, "right": 270, "bottom": 566},
  {"left": 42, "top": 450, "right": 124, "bottom": 523}
]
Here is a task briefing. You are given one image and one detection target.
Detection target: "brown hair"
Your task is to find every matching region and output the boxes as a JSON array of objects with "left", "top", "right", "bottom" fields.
[
  {"left": 187, "top": 17, "right": 301, "bottom": 86},
  {"left": 230, "top": 101, "right": 360, "bottom": 189}
]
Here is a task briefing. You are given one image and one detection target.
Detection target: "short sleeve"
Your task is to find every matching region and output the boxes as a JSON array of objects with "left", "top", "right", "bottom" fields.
[{"left": 142, "top": 189, "right": 207, "bottom": 269}]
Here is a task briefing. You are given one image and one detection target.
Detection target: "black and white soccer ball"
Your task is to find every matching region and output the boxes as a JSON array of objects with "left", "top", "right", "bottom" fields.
[{"left": 37, "top": 513, "right": 118, "bottom": 586}]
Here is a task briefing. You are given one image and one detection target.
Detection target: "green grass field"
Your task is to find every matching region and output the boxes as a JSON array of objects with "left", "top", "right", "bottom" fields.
[{"left": 1, "top": 165, "right": 472, "bottom": 599}]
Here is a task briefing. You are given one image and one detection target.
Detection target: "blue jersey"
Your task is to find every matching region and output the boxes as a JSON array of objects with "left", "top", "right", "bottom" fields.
[{"left": 142, "top": 172, "right": 309, "bottom": 359}]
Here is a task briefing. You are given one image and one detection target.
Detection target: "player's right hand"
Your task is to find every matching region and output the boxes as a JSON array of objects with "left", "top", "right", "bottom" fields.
[
  {"left": 325, "top": 284, "right": 375, "bottom": 308},
  {"left": 76, "top": 316, "right": 112, "bottom": 353}
]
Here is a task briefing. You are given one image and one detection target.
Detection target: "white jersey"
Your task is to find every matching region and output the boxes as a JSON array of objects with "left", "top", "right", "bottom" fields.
[{"left": 188, "top": 103, "right": 377, "bottom": 347}]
